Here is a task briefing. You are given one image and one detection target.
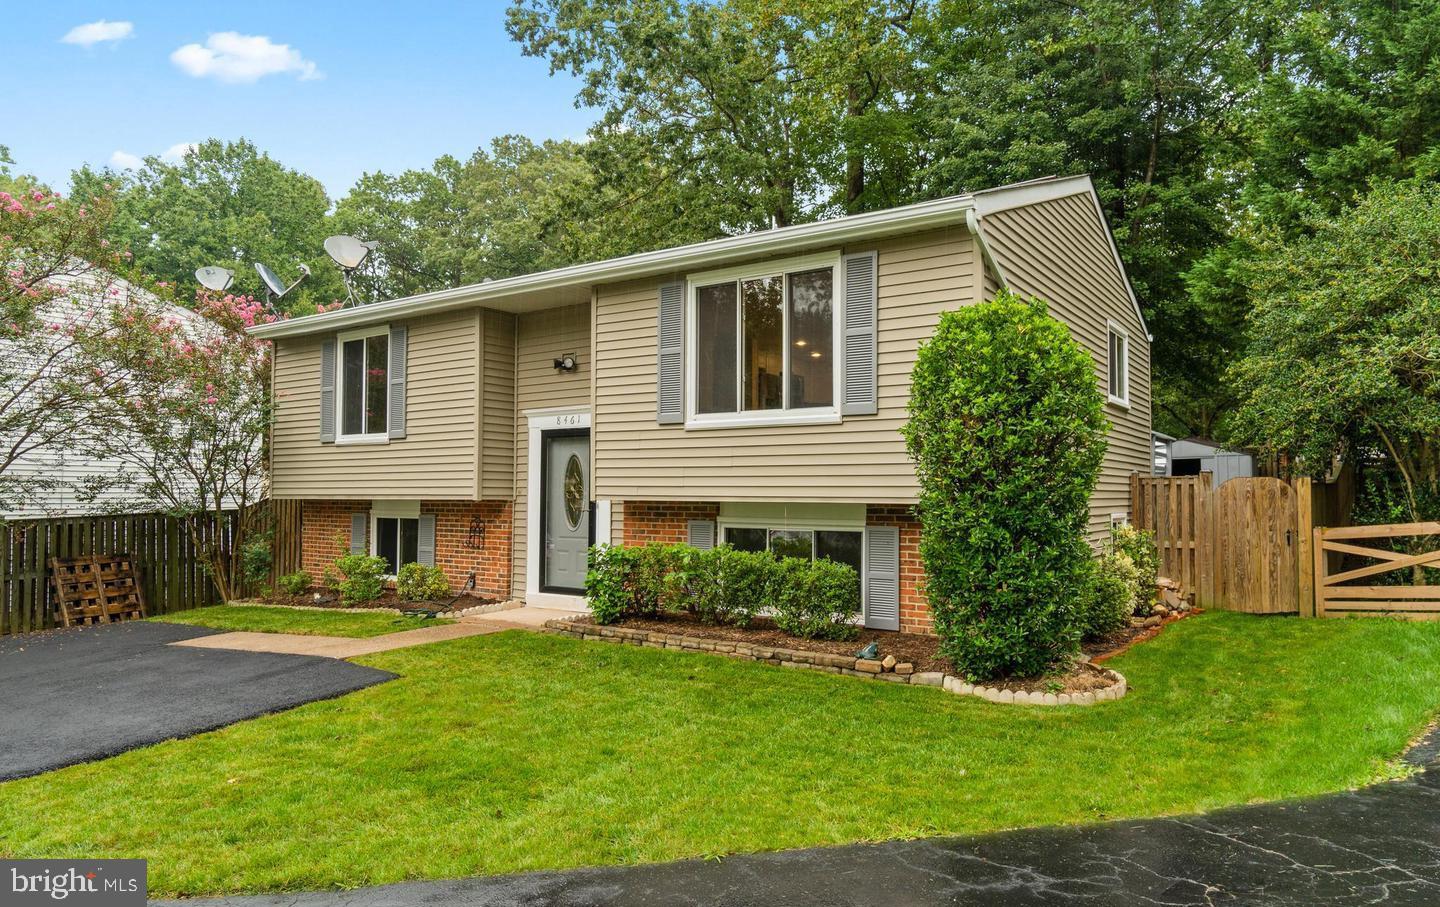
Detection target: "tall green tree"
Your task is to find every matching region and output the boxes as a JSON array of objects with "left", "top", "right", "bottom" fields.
[
  {"left": 333, "top": 136, "right": 605, "bottom": 300},
  {"left": 506, "top": 0, "right": 922, "bottom": 230},
  {"left": 71, "top": 138, "right": 344, "bottom": 312},
  {"left": 1228, "top": 180, "right": 1440, "bottom": 525}
]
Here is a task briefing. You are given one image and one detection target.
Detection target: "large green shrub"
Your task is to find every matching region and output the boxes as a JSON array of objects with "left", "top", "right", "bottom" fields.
[
  {"left": 772, "top": 557, "right": 861, "bottom": 641},
  {"left": 1111, "top": 524, "right": 1158, "bottom": 614},
  {"left": 332, "top": 554, "right": 388, "bottom": 605},
  {"left": 1076, "top": 552, "right": 1140, "bottom": 640},
  {"left": 902, "top": 291, "right": 1108, "bottom": 681},
  {"left": 396, "top": 563, "right": 451, "bottom": 602}
]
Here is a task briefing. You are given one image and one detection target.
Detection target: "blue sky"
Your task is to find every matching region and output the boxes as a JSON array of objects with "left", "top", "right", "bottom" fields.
[{"left": 2, "top": 2, "right": 597, "bottom": 197}]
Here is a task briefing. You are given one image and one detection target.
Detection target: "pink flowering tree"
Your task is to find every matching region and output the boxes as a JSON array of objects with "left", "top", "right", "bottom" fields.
[
  {"left": 0, "top": 185, "right": 141, "bottom": 514},
  {"left": 83, "top": 291, "right": 280, "bottom": 601}
]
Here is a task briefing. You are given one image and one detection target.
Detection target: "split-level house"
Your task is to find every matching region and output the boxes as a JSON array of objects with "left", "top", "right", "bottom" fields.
[{"left": 249, "top": 174, "right": 1151, "bottom": 634}]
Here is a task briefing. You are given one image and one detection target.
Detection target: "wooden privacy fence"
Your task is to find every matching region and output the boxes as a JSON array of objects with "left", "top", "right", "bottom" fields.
[
  {"left": 1314, "top": 522, "right": 1440, "bottom": 619},
  {"left": 268, "top": 498, "right": 303, "bottom": 585},
  {"left": 0, "top": 511, "right": 233, "bottom": 636},
  {"left": 1131, "top": 473, "right": 1318, "bottom": 615}
]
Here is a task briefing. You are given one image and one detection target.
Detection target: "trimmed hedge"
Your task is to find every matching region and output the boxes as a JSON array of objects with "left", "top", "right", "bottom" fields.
[
  {"left": 902, "top": 291, "right": 1108, "bottom": 681},
  {"left": 585, "top": 542, "right": 860, "bottom": 640}
]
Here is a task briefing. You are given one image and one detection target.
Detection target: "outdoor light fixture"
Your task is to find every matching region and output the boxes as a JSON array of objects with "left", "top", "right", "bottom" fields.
[{"left": 553, "top": 354, "right": 577, "bottom": 372}]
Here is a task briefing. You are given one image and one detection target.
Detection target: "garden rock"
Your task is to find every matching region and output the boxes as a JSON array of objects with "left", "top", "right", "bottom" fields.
[{"left": 881, "top": 655, "right": 897, "bottom": 672}]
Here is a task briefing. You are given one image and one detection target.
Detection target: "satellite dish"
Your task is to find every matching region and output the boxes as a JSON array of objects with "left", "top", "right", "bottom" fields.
[
  {"left": 195, "top": 266, "right": 234, "bottom": 292},
  {"left": 323, "top": 234, "right": 378, "bottom": 306},
  {"left": 324, "top": 235, "right": 372, "bottom": 270},
  {"left": 253, "top": 261, "right": 310, "bottom": 304}
]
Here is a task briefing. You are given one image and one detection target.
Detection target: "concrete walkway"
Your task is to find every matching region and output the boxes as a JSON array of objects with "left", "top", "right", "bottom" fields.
[{"left": 168, "top": 606, "right": 580, "bottom": 659}]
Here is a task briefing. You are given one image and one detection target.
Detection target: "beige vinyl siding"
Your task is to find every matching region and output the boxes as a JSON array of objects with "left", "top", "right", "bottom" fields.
[
  {"left": 479, "top": 309, "right": 517, "bottom": 500},
  {"left": 512, "top": 303, "right": 592, "bottom": 597},
  {"left": 592, "top": 227, "right": 975, "bottom": 503},
  {"left": 271, "top": 310, "right": 480, "bottom": 500},
  {"left": 978, "top": 192, "right": 1153, "bottom": 543}
]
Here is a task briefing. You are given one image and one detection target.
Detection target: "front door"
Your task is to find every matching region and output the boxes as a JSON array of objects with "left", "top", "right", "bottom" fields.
[{"left": 542, "top": 430, "right": 591, "bottom": 593}]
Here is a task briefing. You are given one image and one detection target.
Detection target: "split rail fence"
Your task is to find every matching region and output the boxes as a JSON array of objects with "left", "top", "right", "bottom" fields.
[{"left": 1313, "top": 522, "right": 1440, "bottom": 619}]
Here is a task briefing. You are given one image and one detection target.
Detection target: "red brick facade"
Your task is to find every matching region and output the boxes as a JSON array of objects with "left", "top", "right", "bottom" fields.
[
  {"left": 617, "top": 499, "right": 934, "bottom": 635},
  {"left": 865, "top": 504, "right": 931, "bottom": 634},
  {"left": 621, "top": 501, "right": 721, "bottom": 545},
  {"left": 299, "top": 499, "right": 514, "bottom": 599}
]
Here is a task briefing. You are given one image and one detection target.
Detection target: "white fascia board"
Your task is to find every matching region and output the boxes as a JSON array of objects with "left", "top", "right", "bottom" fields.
[{"left": 248, "top": 193, "right": 977, "bottom": 340}]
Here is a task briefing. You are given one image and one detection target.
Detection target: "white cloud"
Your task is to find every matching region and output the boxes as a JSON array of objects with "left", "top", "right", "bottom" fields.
[
  {"left": 170, "top": 32, "right": 321, "bottom": 83},
  {"left": 109, "top": 150, "right": 144, "bottom": 170},
  {"left": 160, "top": 142, "right": 198, "bottom": 162},
  {"left": 108, "top": 143, "right": 195, "bottom": 170},
  {"left": 61, "top": 20, "right": 134, "bottom": 47}
]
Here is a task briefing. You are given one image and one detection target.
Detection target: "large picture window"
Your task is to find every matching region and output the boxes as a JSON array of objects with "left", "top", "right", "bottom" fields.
[
  {"left": 339, "top": 328, "right": 388, "bottom": 439},
  {"left": 689, "top": 254, "right": 839, "bottom": 426}
]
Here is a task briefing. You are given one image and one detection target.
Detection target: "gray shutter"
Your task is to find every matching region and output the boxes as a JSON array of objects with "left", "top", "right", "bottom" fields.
[
  {"left": 841, "top": 251, "right": 878, "bottom": 416},
  {"left": 863, "top": 525, "right": 900, "bottom": 630},
  {"left": 350, "top": 513, "right": 368, "bottom": 555},
  {"left": 319, "top": 338, "right": 337, "bottom": 442},
  {"left": 387, "top": 325, "right": 407, "bottom": 440},
  {"left": 417, "top": 513, "right": 436, "bottom": 566},
  {"left": 656, "top": 281, "right": 685, "bottom": 424},
  {"left": 686, "top": 519, "right": 716, "bottom": 550}
]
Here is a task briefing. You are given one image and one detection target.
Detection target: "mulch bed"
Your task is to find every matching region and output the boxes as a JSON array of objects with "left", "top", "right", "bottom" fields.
[
  {"left": 580, "top": 606, "right": 1196, "bottom": 692},
  {"left": 256, "top": 589, "right": 499, "bottom": 612}
]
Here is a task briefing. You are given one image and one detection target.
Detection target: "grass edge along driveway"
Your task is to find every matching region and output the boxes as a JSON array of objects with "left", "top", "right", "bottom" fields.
[
  {"left": 3, "top": 611, "right": 1440, "bottom": 898},
  {"left": 149, "top": 603, "right": 434, "bottom": 638}
]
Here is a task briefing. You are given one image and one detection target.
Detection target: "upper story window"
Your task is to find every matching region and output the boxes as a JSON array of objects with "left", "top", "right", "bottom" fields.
[
  {"left": 687, "top": 252, "right": 841, "bottom": 428},
  {"left": 1107, "top": 321, "right": 1130, "bottom": 407},
  {"left": 340, "top": 326, "right": 388, "bottom": 440}
]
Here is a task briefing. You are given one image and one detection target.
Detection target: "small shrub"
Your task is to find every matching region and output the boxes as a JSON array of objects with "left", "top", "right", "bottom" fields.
[
  {"left": 772, "top": 557, "right": 861, "bottom": 640},
  {"left": 691, "top": 546, "right": 774, "bottom": 627},
  {"left": 1111, "top": 524, "right": 1159, "bottom": 614},
  {"left": 630, "top": 543, "right": 691, "bottom": 615},
  {"left": 396, "top": 563, "right": 450, "bottom": 602},
  {"left": 240, "top": 532, "right": 273, "bottom": 589},
  {"left": 332, "top": 554, "right": 388, "bottom": 605},
  {"left": 586, "top": 543, "right": 637, "bottom": 625},
  {"left": 1076, "top": 552, "right": 1140, "bottom": 640},
  {"left": 277, "top": 570, "right": 311, "bottom": 596}
]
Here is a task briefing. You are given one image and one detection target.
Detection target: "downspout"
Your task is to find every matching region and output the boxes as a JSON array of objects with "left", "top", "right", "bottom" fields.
[{"left": 966, "top": 208, "right": 1009, "bottom": 290}]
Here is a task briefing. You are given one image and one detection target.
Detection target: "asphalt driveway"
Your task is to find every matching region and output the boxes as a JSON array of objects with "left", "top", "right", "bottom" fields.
[{"left": 0, "top": 621, "right": 393, "bottom": 781}]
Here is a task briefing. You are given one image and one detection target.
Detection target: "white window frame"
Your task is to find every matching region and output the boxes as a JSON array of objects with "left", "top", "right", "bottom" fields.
[
  {"left": 336, "top": 325, "right": 391, "bottom": 444},
  {"left": 1106, "top": 320, "right": 1131, "bottom": 409},
  {"left": 684, "top": 251, "right": 843, "bottom": 430},
  {"left": 370, "top": 499, "right": 420, "bottom": 578}
]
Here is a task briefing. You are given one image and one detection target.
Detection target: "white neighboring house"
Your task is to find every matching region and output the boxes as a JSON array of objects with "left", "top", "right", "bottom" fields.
[{"left": 1, "top": 270, "right": 207, "bottom": 520}]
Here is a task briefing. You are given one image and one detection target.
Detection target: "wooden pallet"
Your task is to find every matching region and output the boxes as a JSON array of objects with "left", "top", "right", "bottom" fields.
[{"left": 49, "top": 554, "right": 148, "bottom": 627}]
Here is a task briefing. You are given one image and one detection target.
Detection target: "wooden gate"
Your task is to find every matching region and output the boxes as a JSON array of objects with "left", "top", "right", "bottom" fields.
[
  {"left": 1132, "top": 474, "right": 1316, "bottom": 614},
  {"left": 1313, "top": 522, "right": 1440, "bottom": 619},
  {"left": 1212, "top": 477, "right": 1304, "bottom": 614}
]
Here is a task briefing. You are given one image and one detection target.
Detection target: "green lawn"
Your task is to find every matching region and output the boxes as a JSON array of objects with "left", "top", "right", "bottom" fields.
[
  {"left": 150, "top": 604, "right": 433, "bottom": 638},
  {"left": 3, "top": 611, "right": 1440, "bottom": 897}
]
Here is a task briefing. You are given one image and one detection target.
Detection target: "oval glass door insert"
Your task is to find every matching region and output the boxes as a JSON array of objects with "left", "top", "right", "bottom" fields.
[{"left": 563, "top": 454, "right": 584, "bottom": 529}]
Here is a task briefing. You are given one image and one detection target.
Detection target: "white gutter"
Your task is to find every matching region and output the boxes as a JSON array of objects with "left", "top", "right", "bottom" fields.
[{"left": 248, "top": 192, "right": 978, "bottom": 339}]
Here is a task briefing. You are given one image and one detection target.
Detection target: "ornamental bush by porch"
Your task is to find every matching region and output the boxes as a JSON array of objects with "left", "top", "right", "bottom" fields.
[
  {"left": 903, "top": 292, "right": 1107, "bottom": 681},
  {"left": 396, "top": 563, "right": 451, "bottom": 602}
]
